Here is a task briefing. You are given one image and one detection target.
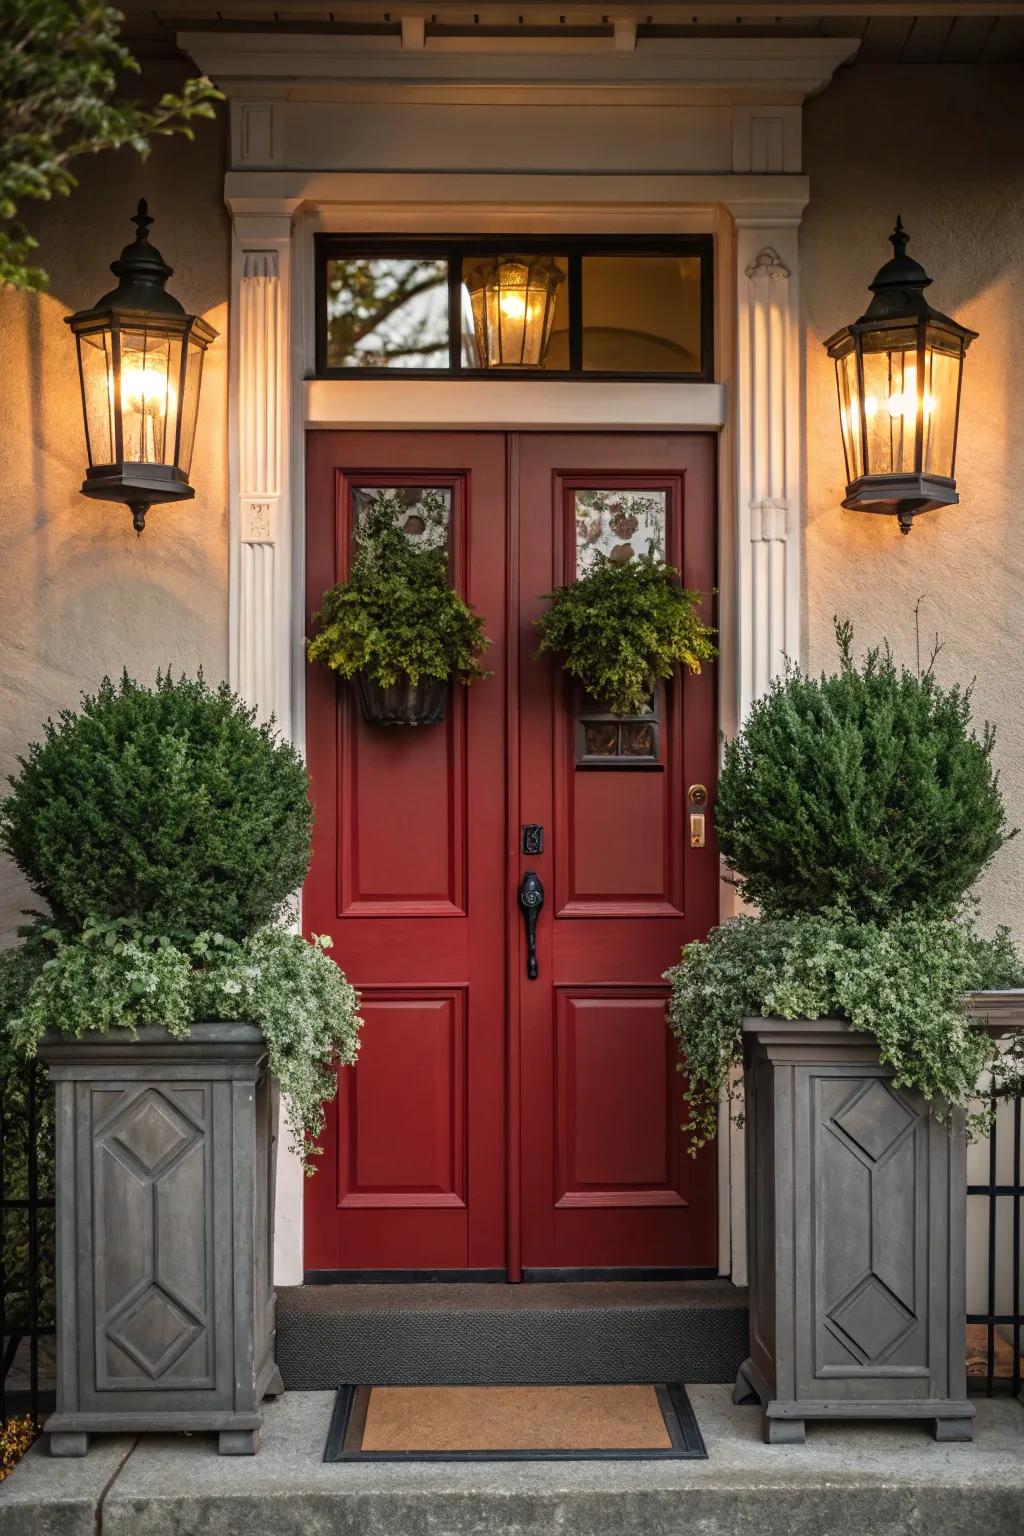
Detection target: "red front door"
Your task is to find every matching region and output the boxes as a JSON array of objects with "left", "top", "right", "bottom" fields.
[{"left": 304, "top": 430, "right": 718, "bottom": 1279}]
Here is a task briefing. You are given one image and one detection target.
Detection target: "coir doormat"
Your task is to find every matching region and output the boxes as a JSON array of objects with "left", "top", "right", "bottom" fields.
[{"left": 324, "top": 1383, "right": 707, "bottom": 1462}]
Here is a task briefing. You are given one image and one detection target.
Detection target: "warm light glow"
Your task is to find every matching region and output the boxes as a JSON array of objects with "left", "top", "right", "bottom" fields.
[
  {"left": 120, "top": 365, "right": 174, "bottom": 417},
  {"left": 112, "top": 360, "right": 176, "bottom": 462},
  {"left": 499, "top": 292, "right": 528, "bottom": 321}
]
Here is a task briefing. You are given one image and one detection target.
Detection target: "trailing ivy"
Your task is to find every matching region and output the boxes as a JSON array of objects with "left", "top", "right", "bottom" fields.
[
  {"left": 534, "top": 554, "right": 715, "bottom": 716},
  {"left": 716, "top": 620, "right": 1013, "bottom": 920},
  {"left": 1, "top": 917, "right": 361, "bottom": 1169},
  {"left": 665, "top": 906, "right": 1024, "bottom": 1152},
  {"left": 307, "top": 489, "right": 490, "bottom": 687}
]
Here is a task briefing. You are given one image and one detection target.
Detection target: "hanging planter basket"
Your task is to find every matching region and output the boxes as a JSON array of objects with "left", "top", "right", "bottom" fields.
[{"left": 356, "top": 671, "right": 449, "bottom": 726}]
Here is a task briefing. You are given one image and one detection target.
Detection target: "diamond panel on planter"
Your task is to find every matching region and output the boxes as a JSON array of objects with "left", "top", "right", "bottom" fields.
[
  {"left": 832, "top": 1081, "right": 915, "bottom": 1164},
  {"left": 109, "top": 1287, "right": 201, "bottom": 1380},
  {"left": 828, "top": 1275, "right": 915, "bottom": 1363},
  {"left": 113, "top": 1091, "right": 194, "bottom": 1174}
]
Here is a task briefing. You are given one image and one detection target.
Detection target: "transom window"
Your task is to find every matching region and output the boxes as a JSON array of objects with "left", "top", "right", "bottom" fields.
[{"left": 314, "top": 236, "right": 714, "bottom": 381}]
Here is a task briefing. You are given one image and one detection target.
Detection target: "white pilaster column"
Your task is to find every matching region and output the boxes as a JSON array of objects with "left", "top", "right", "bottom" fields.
[
  {"left": 730, "top": 219, "right": 803, "bottom": 718},
  {"left": 723, "top": 201, "right": 805, "bottom": 1289},
  {"left": 228, "top": 204, "right": 305, "bottom": 1286},
  {"left": 229, "top": 208, "right": 299, "bottom": 737}
]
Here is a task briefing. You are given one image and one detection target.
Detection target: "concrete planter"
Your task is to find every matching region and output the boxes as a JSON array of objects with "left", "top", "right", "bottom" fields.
[
  {"left": 734, "top": 1016, "right": 974, "bottom": 1444},
  {"left": 39, "top": 1023, "right": 281, "bottom": 1457}
]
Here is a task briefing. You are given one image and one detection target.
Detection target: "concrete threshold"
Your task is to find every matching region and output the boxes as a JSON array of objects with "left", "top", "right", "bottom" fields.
[{"left": 2, "top": 1387, "right": 1022, "bottom": 1536}]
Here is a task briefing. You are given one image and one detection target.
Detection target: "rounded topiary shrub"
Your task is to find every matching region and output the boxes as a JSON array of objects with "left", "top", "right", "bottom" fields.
[
  {"left": 0, "top": 673, "right": 312, "bottom": 943},
  {"left": 716, "top": 621, "right": 1013, "bottom": 920}
]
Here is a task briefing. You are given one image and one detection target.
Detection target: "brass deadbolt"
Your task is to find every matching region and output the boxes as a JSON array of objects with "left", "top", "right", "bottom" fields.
[{"left": 687, "top": 784, "right": 709, "bottom": 808}]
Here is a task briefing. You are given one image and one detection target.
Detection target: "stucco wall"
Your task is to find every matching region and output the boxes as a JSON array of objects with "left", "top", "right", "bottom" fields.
[
  {"left": 0, "top": 65, "right": 229, "bottom": 945},
  {"left": 802, "top": 62, "right": 1024, "bottom": 938}
]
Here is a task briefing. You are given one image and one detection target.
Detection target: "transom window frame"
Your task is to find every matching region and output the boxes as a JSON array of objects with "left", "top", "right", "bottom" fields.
[{"left": 313, "top": 233, "right": 716, "bottom": 383}]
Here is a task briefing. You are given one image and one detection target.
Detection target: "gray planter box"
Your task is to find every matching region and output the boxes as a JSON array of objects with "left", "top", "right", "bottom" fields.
[
  {"left": 39, "top": 1023, "right": 281, "bottom": 1457},
  {"left": 734, "top": 1016, "right": 973, "bottom": 1444}
]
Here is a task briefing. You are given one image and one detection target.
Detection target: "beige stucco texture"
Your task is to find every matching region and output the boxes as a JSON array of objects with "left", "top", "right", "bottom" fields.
[
  {"left": 802, "top": 63, "right": 1024, "bottom": 937},
  {"left": 0, "top": 68, "right": 230, "bottom": 945}
]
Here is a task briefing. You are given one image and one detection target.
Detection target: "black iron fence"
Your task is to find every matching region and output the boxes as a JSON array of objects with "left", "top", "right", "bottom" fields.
[
  {"left": 1, "top": 1058, "right": 55, "bottom": 1424},
  {"left": 967, "top": 1088, "right": 1023, "bottom": 1396}
]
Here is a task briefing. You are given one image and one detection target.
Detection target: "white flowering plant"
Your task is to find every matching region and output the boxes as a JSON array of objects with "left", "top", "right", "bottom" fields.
[{"left": 1, "top": 916, "right": 361, "bottom": 1171}]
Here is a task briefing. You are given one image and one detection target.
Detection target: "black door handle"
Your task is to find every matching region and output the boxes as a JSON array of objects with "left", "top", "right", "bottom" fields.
[{"left": 518, "top": 870, "right": 544, "bottom": 981}]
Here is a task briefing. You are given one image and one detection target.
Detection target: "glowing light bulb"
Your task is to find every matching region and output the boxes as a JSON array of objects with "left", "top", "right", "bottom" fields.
[
  {"left": 115, "top": 362, "right": 175, "bottom": 462},
  {"left": 499, "top": 292, "right": 527, "bottom": 321},
  {"left": 120, "top": 365, "right": 174, "bottom": 417}
]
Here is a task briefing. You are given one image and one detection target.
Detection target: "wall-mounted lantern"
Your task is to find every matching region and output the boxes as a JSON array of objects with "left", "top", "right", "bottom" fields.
[
  {"left": 65, "top": 200, "right": 217, "bottom": 534},
  {"left": 825, "top": 218, "right": 976, "bottom": 534},
  {"left": 463, "top": 255, "right": 564, "bottom": 368}
]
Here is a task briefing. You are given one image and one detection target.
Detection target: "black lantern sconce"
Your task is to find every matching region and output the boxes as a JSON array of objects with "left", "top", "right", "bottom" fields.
[
  {"left": 825, "top": 218, "right": 976, "bottom": 534},
  {"left": 65, "top": 200, "right": 218, "bottom": 534},
  {"left": 463, "top": 255, "right": 565, "bottom": 368}
]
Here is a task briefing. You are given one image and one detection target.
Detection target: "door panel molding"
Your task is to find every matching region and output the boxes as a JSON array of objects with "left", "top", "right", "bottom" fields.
[
  {"left": 554, "top": 990, "right": 691, "bottom": 1213},
  {"left": 338, "top": 988, "right": 468, "bottom": 1212}
]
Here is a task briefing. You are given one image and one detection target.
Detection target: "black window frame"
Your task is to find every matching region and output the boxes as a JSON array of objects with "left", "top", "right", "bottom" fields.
[{"left": 314, "top": 233, "right": 715, "bottom": 383}]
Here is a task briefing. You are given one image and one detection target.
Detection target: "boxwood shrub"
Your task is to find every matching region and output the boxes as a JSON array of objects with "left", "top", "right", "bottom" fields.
[{"left": 0, "top": 672, "right": 312, "bottom": 944}]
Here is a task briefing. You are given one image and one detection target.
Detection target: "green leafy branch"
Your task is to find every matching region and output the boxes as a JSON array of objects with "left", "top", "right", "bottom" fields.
[{"left": 1, "top": 1, "right": 223, "bottom": 290}]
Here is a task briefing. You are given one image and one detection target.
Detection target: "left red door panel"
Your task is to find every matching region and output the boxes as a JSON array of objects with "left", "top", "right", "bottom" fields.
[{"left": 304, "top": 432, "right": 508, "bottom": 1276}]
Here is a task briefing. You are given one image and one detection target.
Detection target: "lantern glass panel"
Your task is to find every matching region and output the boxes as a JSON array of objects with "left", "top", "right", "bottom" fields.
[
  {"left": 921, "top": 326, "right": 963, "bottom": 478},
  {"left": 79, "top": 330, "right": 116, "bottom": 466},
  {"left": 859, "top": 324, "right": 920, "bottom": 478},
  {"left": 177, "top": 334, "right": 206, "bottom": 475},
  {"left": 463, "top": 256, "right": 568, "bottom": 368},
  {"left": 118, "top": 328, "right": 182, "bottom": 465},
  {"left": 834, "top": 343, "right": 863, "bottom": 482}
]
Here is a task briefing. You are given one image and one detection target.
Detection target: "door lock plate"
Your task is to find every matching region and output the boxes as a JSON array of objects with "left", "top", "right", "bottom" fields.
[{"left": 522, "top": 824, "right": 544, "bottom": 855}]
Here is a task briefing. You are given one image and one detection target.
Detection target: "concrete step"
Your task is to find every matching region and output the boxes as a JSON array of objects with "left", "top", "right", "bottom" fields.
[
  {"left": 8, "top": 1389, "right": 1024, "bottom": 1536},
  {"left": 275, "top": 1279, "right": 748, "bottom": 1388}
]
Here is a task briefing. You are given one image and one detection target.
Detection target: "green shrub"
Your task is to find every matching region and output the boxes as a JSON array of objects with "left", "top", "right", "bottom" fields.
[
  {"left": 307, "top": 489, "right": 490, "bottom": 686},
  {"left": 2, "top": 918, "right": 361, "bottom": 1169},
  {"left": 534, "top": 555, "right": 715, "bottom": 716},
  {"left": 665, "top": 907, "right": 1024, "bottom": 1151},
  {"left": 0, "top": 674, "right": 312, "bottom": 945},
  {"left": 716, "top": 621, "right": 1012, "bottom": 920}
]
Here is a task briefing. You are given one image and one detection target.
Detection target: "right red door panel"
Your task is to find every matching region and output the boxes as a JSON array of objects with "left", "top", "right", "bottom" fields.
[{"left": 516, "top": 433, "right": 719, "bottom": 1273}]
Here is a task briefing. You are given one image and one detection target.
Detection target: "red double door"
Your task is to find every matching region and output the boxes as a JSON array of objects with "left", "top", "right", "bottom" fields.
[{"left": 305, "top": 431, "right": 718, "bottom": 1278}]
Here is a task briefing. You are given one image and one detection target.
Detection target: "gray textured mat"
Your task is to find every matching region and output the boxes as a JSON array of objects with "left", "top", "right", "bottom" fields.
[{"left": 276, "top": 1281, "right": 748, "bottom": 1388}]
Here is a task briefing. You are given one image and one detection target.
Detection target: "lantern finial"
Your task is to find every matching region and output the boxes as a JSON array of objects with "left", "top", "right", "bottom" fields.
[{"left": 131, "top": 199, "right": 154, "bottom": 244}]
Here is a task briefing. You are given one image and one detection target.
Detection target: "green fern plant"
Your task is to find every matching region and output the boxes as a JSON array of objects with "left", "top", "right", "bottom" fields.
[
  {"left": 307, "top": 490, "right": 491, "bottom": 687},
  {"left": 534, "top": 554, "right": 715, "bottom": 716}
]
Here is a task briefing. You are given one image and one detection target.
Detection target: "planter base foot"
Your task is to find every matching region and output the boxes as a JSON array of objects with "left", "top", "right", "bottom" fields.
[
  {"left": 765, "top": 1417, "right": 805, "bottom": 1445},
  {"left": 732, "top": 1359, "right": 760, "bottom": 1406},
  {"left": 49, "top": 1432, "right": 90, "bottom": 1457},
  {"left": 219, "top": 1429, "right": 261, "bottom": 1455},
  {"left": 933, "top": 1416, "right": 974, "bottom": 1442},
  {"left": 264, "top": 1365, "right": 285, "bottom": 1399}
]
